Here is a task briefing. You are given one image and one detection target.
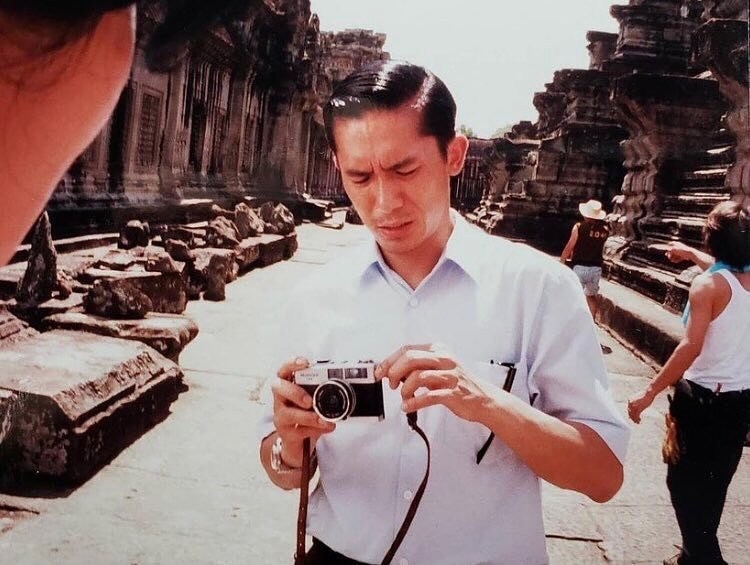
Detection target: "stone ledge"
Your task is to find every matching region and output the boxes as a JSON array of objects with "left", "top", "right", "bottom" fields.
[
  {"left": 40, "top": 312, "right": 199, "bottom": 363},
  {"left": 0, "top": 330, "right": 184, "bottom": 483},
  {"left": 597, "top": 279, "right": 683, "bottom": 366}
]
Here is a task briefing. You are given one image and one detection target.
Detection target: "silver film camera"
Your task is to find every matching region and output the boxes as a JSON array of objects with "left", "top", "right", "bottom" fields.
[{"left": 293, "top": 361, "right": 385, "bottom": 422}]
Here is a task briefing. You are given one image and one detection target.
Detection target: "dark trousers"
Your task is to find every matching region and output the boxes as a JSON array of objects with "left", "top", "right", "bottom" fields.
[
  {"left": 304, "top": 538, "right": 373, "bottom": 565},
  {"left": 666, "top": 380, "right": 750, "bottom": 565}
]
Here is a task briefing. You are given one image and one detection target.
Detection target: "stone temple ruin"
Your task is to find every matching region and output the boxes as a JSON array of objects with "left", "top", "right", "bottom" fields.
[{"left": 470, "top": 0, "right": 748, "bottom": 316}]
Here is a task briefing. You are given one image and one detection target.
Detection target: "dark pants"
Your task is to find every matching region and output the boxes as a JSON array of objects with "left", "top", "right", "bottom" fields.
[
  {"left": 304, "top": 538, "right": 373, "bottom": 565},
  {"left": 667, "top": 380, "right": 750, "bottom": 565}
]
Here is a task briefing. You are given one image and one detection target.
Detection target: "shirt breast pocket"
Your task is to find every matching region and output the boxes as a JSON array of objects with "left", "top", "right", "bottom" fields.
[{"left": 443, "top": 360, "right": 529, "bottom": 466}]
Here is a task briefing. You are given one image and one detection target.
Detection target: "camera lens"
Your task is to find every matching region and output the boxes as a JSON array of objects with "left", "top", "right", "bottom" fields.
[{"left": 313, "top": 380, "right": 355, "bottom": 422}]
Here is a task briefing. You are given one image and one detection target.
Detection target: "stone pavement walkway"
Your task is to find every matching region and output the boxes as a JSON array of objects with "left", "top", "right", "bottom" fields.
[{"left": 0, "top": 221, "right": 748, "bottom": 564}]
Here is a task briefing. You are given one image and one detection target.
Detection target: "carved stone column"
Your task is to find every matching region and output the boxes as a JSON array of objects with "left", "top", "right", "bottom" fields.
[{"left": 694, "top": 17, "right": 750, "bottom": 205}]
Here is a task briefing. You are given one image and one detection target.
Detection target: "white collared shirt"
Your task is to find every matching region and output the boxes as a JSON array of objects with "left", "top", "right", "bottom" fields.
[{"left": 258, "top": 212, "right": 629, "bottom": 565}]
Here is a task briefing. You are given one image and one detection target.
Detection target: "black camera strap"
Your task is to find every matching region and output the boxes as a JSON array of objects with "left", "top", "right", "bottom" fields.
[
  {"left": 294, "top": 437, "right": 312, "bottom": 565},
  {"left": 293, "top": 415, "right": 431, "bottom": 565},
  {"left": 380, "top": 412, "right": 430, "bottom": 565}
]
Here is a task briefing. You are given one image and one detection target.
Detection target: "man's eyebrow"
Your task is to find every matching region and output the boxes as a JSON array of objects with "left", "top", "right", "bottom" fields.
[
  {"left": 343, "top": 167, "right": 373, "bottom": 177},
  {"left": 383, "top": 156, "right": 418, "bottom": 171}
]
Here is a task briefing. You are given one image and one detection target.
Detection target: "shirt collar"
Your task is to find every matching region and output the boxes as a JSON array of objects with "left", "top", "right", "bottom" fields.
[{"left": 357, "top": 209, "right": 484, "bottom": 285}]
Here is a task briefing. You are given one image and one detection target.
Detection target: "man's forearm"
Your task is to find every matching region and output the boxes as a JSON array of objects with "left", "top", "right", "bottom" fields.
[{"left": 480, "top": 391, "right": 623, "bottom": 503}]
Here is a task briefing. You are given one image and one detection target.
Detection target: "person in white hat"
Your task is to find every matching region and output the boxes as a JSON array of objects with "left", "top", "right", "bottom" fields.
[{"left": 559, "top": 199, "right": 609, "bottom": 319}]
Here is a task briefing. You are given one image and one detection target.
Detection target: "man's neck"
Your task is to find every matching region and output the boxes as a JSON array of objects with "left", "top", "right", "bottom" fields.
[{"left": 380, "top": 213, "right": 455, "bottom": 290}]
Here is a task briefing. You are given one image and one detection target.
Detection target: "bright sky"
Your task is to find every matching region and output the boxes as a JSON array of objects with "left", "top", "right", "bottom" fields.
[{"left": 310, "top": 0, "right": 620, "bottom": 138}]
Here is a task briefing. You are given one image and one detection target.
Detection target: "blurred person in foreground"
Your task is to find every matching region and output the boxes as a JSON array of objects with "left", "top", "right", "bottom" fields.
[{"left": 0, "top": 0, "right": 251, "bottom": 266}]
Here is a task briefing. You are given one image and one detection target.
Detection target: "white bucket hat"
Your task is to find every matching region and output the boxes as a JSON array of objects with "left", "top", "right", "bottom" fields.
[{"left": 579, "top": 199, "right": 606, "bottom": 220}]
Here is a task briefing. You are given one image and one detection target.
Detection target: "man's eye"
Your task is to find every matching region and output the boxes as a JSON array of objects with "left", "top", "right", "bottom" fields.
[
  {"left": 350, "top": 176, "right": 370, "bottom": 185},
  {"left": 396, "top": 169, "right": 417, "bottom": 177}
]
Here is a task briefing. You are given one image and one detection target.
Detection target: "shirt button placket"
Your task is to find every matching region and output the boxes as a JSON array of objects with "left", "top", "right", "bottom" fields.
[
  {"left": 408, "top": 297, "right": 419, "bottom": 308},
  {"left": 398, "top": 558, "right": 409, "bottom": 565}
]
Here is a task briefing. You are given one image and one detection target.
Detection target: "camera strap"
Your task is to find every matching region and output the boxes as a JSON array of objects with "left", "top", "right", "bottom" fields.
[
  {"left": 293, "top": 416, "right": 431, "bottom": 565},
  {"left": 294, "top": 437, "right": 312, "bottom": 565},
  {"left": 380, "top": 412, "right": 430, "bottom": 565}
]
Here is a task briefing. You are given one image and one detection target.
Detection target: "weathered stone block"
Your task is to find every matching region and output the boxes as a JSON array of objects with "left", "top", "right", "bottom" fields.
[
  {"left": 82, "top": 272, "right": 187, "bottom": 316},
  {"left": 41, "top": 312, "right": 199, "bottom": 363},
  {"left": 0, "top": 389, "right": 16, "bottom": 447},
  {"left": 234, "top": 203, "right": 264, "bottom": 238},
  {"left": 256, "top": 233, "right": 297, "bottom": 266},
  {"left": 0, "top": 308, "right": 38, "bottom": 345},
  {"left": 118, "top": 220, "right": 150, "bottom": 250},
  {"left": 164, "top": 239, "right": 193, "bottom": 262},
  {"left": 235, "top": 239, "right": 260, "bottom": 271},
  {"left": 84, "top": 279, "right": 153, "bottom": 319},
  {"left": 205, "top": 217, "right": 240, "bottom": 248},
  {"left": 16, "top": 212, "right": 57, "bottom": 306},
  {"left": 0, "top": 331, "right": 184, "bottom": 483}
]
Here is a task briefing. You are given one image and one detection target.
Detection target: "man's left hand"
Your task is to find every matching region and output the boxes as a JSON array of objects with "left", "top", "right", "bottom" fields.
[{"left": 375, "top": 344, "right": 496, "bottom": 423}]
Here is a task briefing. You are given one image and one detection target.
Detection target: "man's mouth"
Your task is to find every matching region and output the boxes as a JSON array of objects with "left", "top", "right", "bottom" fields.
[{"left": 376, "top": 220, "right": 412, "bottom": 237}]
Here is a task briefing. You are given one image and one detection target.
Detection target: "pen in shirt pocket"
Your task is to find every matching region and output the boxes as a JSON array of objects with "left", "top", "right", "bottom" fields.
[{"left": 476, "top": 361, "right": 517, "bottom": 464}]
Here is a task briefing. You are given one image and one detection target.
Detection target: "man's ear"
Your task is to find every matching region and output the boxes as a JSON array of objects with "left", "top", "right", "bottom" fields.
[
  {"left": 446, "top": 134, "right": 469, "bottom": 176},
  {"left": 333, "top": 153, "right": 340, "bottom": 170}
]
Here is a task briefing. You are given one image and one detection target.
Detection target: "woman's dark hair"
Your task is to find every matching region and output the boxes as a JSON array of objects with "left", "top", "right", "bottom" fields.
[
  {"left": 0, "top": 0, "right": 255, "bottom": 72},
  {"left": 323, "top": 60, "right": 457, "bottom": 158},
  {"left": 704, "top": 200, "right": 750, "bottom": 269}
]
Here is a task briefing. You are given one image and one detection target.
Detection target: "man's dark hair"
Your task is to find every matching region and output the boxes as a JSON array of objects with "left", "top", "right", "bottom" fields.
[
  {"left": 323, "top": 60, "right": 457, "bottom": 158},
  {"left": 0, "top": 0, "right": 254, "bottom": 72},
  {"left": 704, "top": 200, "right": 750, "bottom": 269}
]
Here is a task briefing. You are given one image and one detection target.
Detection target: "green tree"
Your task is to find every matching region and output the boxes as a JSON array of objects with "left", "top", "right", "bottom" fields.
[
  {"left": 458, "top": 124, "right": 475, "bottom": 138},
  {"left": 491, "top": 123, "right": 513, "bottom": 139}
]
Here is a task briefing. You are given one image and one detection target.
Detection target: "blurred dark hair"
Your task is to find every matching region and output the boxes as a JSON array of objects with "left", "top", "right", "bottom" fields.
[
  {"left": 704, "top": 200, "right": 750, "bottom": 269},
  {"left": 323, "top": 60, "right": 457, "bottom": 158},
  {"left": 0, "top": 0, "right": 255, "bottom": 72}
]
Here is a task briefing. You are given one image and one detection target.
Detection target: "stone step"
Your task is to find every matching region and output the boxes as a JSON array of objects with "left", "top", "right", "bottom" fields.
[
  {"left": 640, "top": 216, "right": 704, "bottom": 247},
  {"left": 0, "top": 330, "right": 184, "bottom": 484},
  {"left": 624, "top": 241, "right": 685, "bottom": 275},
  {"left": 604, "top": 257, "right": 689, "bottom": 315},
  {"left": 662, "top": 192, "right": 729, "bottom": 217},
  {"left": 597, "top": 279, "right": 683, "bottom": 366},
  {"left": 682, "top": 167, "right": 728, "bottom": 189}
]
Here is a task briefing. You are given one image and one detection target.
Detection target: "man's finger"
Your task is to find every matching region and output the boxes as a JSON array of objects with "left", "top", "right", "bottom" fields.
[
  {"left": 402, "top": 389, "right": 453, "bottom": 412},
  {"left": 375, "top": 344, "right": 432, "bottom": 382},
  {"left": 400, "top": 370, "right": 456, "bottom": 400},
  {"left": 272, "top": 378, "right": 313, "bottom": 409},
  {"left": 277, "top": 357, "right": 310, "bottom": 381},
  {"left": 276, "top": 404, "right": 327, "bottom": 428},
  {"left": 387, "top": 350, "right": 455, "bottom": 390}
]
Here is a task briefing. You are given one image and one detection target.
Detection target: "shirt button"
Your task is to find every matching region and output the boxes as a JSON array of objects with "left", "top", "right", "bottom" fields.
[
  {"left": 399, "top": 559, "right": 408, "bottom": 565},
  {"left": 403, "top": 489, "right": 413, "bottom": 501},
  {"left": 408, "top": 297, "right": 419, "bottom": 307}
]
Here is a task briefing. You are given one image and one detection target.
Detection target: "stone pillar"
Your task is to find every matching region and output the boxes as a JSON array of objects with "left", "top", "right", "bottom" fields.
[
  {"left": 610, "top": 74, "right": 725, "bottom": 240},
  {"left": 586, "top": 31, "right": 618, "bottom": 70},
  {"left": 694, "top": 17, "right": 750, "bottom": 206},
  {"left": 159, "top": 60, "right": 187, "bottom": 199},
  {"left": 221, "top": 67, "right": 251, "bottom": 192}
]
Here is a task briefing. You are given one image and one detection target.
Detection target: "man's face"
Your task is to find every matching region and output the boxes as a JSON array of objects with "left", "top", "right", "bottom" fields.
[{"left": 332, "top": 105, "right": 467, "bottom": 262}]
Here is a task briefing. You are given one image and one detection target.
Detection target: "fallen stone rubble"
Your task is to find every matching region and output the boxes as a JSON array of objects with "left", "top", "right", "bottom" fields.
[{"left": 0, "top": 202, "right": 299, "bottom": 486}]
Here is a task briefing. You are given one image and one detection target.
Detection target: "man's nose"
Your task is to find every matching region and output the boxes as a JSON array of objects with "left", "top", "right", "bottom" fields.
[{"left": 373, "top": 178, "right": 403, "bottom": 214}]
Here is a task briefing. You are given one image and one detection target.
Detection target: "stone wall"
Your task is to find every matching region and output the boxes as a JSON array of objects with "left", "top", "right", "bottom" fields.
[{"left": 45, "top": 4, "right": 388, "bottom": 237}]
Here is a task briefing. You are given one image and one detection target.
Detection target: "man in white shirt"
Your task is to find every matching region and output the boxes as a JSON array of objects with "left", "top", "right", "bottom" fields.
[{"left": 258, "top": 60, "right": 629, "bottom": 565}]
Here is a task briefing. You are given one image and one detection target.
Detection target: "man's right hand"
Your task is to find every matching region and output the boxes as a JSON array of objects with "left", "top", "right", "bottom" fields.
[{"left": 272, "top": 358, "right": 336, "bottom": 468}]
